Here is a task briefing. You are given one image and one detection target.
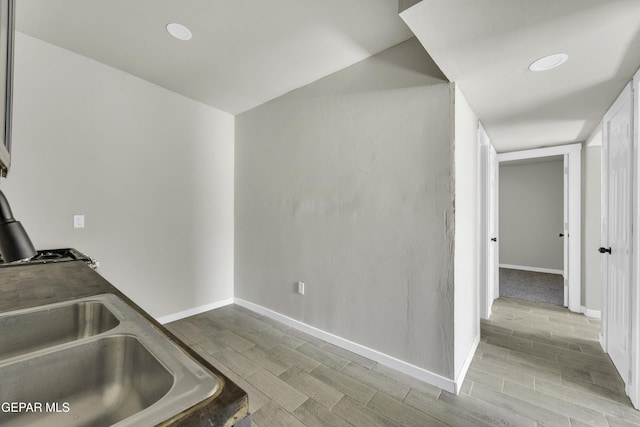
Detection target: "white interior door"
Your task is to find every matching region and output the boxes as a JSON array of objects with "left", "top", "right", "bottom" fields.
[
  {"left": 479, "top": 124, "right": 498, "bottom": 319},
  {"left": 630, "top": 69, "right": 640, "bottom": 409},
  {"left": 479, "top": 129, "right": 489, "bottom": 318},
  {"left": 603, "top": 83, "right": 633, "bottom": 383},
  {"left": 563, "top": 155, "right": 569, "bottom": 306},
  {"left": 488, "top": 145, "right": 499, "bottom": 307}
]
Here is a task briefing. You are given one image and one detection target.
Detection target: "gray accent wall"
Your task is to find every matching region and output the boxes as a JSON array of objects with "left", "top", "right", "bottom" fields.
[
  {"left": 499, "top": 160, "right": 564, "bottom": 271},
  {"left": 235, "top": 38, "right": 477, "bottom": 379},
  {"left": 5, "top": 31, "right": 481, "bottom": 382},
  {"left": 1, "top": 33, "right": 235, "bottom": 318}
]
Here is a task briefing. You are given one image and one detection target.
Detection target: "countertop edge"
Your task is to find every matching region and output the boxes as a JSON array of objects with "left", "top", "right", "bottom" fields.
[{"left": 0, "top": 260, "right": 250, "bottom": 427}]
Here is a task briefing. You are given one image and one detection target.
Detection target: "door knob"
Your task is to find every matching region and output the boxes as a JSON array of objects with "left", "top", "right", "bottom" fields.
[
  {"left": 598, "top": 247, "right": 612, "bottom": 254},
  {"left": 491, "top": 237, "right": 497, "bottom": 242},
  {"left": 559, "top": 233, "right": 564, "bottom": 237}
]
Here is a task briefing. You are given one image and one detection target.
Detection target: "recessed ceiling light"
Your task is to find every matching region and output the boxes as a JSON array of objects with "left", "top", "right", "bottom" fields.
[
  {"left": 166, "top": 23, "right": 192, "bottom": 41},
  {"left": 529, "top": 53, "right": 568, "bottom": 72}
]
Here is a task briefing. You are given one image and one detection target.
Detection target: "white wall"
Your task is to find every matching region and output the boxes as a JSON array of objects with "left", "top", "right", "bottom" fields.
[
  {"left": 0, "top": 33, "right": 235, "bottom": 318},
  {"left": 582, "top": 129, "right": 602, "bottom": 313},
  {"left": 235, "top": 38, "right": 458, "bottom": 379},
  {"left": 453, "top": 85, "right": 479, "bottom": 378},
  {"left": 499, "top": 160, "right": 564, "bottom": 271}
]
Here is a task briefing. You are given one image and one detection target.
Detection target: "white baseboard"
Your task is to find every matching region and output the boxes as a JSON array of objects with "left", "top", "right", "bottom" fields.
[
  {"left": 455, "top": 335, "right": 480, "bottom": 393},
  {"left": 234, "top": 297, "right": 457, "bottom": 394},
  {"left": 156, "top": 298, "right": 234, "bottom": 324},
  {"left": 581, "top": 306, "right": 602, "bottom": 319},
  {"left": 499, "top": 264, "right": 563, "bottom": 275}
]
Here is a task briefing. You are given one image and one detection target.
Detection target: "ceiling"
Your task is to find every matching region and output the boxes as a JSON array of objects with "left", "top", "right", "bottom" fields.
[
  {"left": 16, "top": 0, "right": 413, "bottom": 115},
  {"left": 16, "top": 1, "right": 640, "bottom": 153},
  {"left": 401, "top": 0, "right": 640, "bottom": 152}
]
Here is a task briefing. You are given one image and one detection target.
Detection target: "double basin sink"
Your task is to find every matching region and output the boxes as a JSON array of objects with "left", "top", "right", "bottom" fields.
[{"left": 0, "top": 294, "right": 220, "bottom": 427}]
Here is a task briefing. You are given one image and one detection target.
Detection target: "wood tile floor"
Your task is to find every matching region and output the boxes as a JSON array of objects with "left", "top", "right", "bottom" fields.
[{"left": 166, "top": 298, "right": 640, "bottom": 426}]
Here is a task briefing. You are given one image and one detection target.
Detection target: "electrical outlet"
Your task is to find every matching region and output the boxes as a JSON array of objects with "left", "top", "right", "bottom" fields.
[
  {"left": 73, "top": 214, "right": 85, "bottom": 229},
  {"left": 297, "top": 281, "right": 305, "bottom": 295}
]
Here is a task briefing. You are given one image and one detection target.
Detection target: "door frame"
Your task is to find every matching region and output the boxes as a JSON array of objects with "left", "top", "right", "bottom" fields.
[
  {"left": 478, "top": 123, "right": 498, "bottom": 319},
  {"left": 478, "top": 124, "right": 489, "bottom": 319},
  {"left": 629, "top": 71, "right": 639, "bottom": 407},
  {"left": 496, "top": 143, "right": 582, "bottom": 313}
]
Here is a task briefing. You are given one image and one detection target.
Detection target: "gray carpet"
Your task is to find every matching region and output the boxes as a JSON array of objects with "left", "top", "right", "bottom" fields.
[{"left": 499, "top": 268, "right": 564, "bottom": 306}]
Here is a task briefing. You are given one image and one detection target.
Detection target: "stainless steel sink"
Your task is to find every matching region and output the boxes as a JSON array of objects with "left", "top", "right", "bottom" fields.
[
  {"left": 0, "top": 294, "right": 220, "bottom": 427},
  {"left": 0, "top": 300, "right": 119, "bottom": 361}
]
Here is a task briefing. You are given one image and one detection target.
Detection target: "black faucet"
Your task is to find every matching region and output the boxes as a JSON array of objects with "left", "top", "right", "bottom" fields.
[{"left": 0, "top": 189, "right": 36, "bottom": 262}]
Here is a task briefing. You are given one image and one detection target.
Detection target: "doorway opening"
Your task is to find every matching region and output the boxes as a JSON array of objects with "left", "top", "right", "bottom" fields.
[
  {"left": 479, "top": 133, "right": 582, "bottom": 319},
  {"left": 498, "top": 156, "right": 564, "bottom": 306}
]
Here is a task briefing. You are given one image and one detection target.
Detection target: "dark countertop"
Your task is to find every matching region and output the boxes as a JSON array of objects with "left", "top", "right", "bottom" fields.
[{"left": 0, "top": 260, "right": 250, "bottom": 427}]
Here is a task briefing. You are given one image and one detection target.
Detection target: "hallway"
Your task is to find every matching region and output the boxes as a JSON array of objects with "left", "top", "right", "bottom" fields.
[
  {"left": 167, "top": 298, "right": 638, "bottom": 426},
  {"left": 470, "top": 297, "right": 636, "bottom": 426}
]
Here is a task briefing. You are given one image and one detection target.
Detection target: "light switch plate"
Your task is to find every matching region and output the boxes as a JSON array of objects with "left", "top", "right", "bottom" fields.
[{"left": 73, "top": 214, "right": 85, "bottom": 229}]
